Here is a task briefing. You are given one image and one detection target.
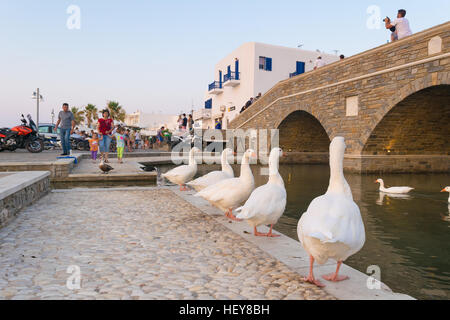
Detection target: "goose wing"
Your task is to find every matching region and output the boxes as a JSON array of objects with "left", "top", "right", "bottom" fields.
[{"left": 236, "top": 184, "right": 286, "bottom": 220}]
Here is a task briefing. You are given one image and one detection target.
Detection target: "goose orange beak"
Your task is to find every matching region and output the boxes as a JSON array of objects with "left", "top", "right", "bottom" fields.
[
  {"left": 442, "top": 189, "right": 447, "bottom": 192},
  {"left": 374, "top": 180, "right": 378, "bottom": 183}
]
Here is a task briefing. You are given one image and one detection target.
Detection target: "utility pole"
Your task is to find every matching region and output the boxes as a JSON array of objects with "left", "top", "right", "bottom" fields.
[
  {"left": 32, "top": 88, "right": 44, "bottom": 127},
  {"left": 36, "top": 88, "right": 40, "bottom": 127}
]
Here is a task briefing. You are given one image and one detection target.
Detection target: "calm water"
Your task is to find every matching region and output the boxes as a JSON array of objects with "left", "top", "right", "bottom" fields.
[{"left": 158, "top": 163, "right": 450, "bottom": 300}]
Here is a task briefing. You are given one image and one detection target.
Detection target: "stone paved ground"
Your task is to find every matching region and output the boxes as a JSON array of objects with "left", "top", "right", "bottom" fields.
[{"left": 0, "top": 189, "right": 334, "bottom": 300}]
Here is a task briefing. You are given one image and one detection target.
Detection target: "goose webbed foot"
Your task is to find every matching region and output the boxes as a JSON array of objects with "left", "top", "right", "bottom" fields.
[
  {"left": 225, "top": 209, "right": 242, "bottom": 221},
  {"left": 322, "top": 261, "right": 349, "bottom": 282}
]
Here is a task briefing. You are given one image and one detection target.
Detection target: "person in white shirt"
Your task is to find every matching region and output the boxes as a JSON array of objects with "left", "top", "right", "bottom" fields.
[
  {"left": 135, "top": 131, "right": 141, "bottom": 149},
  {"left": 313, "top": 56, "right": 326, "bottom": 70},
  {"left": 385, "top": 9, "right": 412, "bottom": 41}
]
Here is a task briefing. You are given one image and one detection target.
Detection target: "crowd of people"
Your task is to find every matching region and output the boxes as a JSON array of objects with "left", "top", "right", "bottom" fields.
[
  {"left": 54, "top": 104, "right": 164, "bottom": 164},
  {"left": 177, "top": 113, "right": 194, "bottom": 131}
]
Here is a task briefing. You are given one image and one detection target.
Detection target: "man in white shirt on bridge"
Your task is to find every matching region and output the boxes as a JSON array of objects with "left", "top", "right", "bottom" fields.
[
  {"left": 385, "top": 9, "right": 412, "bottom": 41},
  {"left": 313, "top": 56, "right": 326, "bottom": 70}
]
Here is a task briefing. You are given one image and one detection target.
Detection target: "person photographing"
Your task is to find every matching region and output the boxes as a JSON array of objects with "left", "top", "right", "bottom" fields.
[{"left": 384, "top": 9, "right": 412, "bottom": 42}]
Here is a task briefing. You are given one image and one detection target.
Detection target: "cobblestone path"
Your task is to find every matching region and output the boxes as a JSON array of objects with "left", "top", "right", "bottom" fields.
[{"left": 0, "top": 189, "right": 334, "bottom": 300}]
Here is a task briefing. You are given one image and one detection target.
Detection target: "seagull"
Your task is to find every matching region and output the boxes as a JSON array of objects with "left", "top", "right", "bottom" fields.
[{"left": 99, "top": 160, "right": 114, "bottom": 174}]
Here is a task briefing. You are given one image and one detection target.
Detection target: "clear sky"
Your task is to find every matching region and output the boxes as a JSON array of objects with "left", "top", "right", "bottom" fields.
[{"left": 0, "top": 0, "right": 449, "bottom": 126}]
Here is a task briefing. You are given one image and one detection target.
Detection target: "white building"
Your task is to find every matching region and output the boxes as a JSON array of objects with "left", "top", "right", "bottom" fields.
[
  {"left": 197, "top": 42, "right": 339, "bottom": 129},
  {"left": 125, "top": 111, "right": 178, "bottom": 135}
]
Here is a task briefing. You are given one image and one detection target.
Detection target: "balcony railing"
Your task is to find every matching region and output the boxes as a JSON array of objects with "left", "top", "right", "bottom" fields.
[
  {"left": 289, "top": 71, "right": 300, "bottom": 78},
  {"left": 223, "top": 71, "right": 240, "bottom": 82},
  {"left": 208, "top": 81, "right": 222, "bottom": 91}
]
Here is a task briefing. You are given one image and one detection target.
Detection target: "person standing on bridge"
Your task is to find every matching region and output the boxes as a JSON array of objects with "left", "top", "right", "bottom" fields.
[
  {"left": 313, "top": 56, "right": 326, "bottom": 70},
  {"left": 384, "top": 9, "right": 412, "bottom": 41}
]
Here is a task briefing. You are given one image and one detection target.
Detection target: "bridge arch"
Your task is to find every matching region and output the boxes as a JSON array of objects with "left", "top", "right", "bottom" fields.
[
  {"left": 362, "top": 82, "right": 450, "bottom": 155},
  {"left": 277, "top": 110, "right": 330, "bottom": 153}
]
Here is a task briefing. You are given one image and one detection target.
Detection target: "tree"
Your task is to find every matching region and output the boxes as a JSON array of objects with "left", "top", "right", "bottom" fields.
[
  {"left": 84, "top": 104, "right": 98, "bottom": 128},
  {"left": 71, "top": 106, "right": 85, "bottom": 125},
  {"left": 107, "top": 101, "right": 126, "bottom": 122}
]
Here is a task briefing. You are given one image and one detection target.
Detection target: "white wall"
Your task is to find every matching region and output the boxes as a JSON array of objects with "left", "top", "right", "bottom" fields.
[
  {"left": 201, "top": 42, "right": 340, "bottom": 129},
  {"left": 253, "top": 43, "right": 338, "bottom": 98},
  {"left": 203, "top": 42, "right": 255, "bottom": 129}
]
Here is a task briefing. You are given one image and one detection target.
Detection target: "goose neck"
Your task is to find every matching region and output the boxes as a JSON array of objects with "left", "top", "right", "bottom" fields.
[
  {"left": 188, "top": 151, "right": 196, "bottom": 166},
  {"left": 327, "top": 149, "right": 347, "bottom": 194},
  {"left": 221, "top": 152, "right": 231, "bottom": 172}
]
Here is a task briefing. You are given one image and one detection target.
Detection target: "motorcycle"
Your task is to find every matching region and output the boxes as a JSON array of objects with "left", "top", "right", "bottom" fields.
[
  {"left": 70, "top": 136, "right": 90, "bottom": 151},
  {"left": 0, "top": 114, "right": 44, "bottom": 153}
]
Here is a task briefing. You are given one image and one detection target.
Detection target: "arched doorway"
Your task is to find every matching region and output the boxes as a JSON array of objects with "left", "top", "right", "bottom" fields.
[{"left": 363, "top": 85, "right": 450, "bottom": 155}]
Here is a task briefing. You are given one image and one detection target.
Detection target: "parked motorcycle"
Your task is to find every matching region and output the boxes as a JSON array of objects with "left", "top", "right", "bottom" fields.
[
  {"left": 44, "top": 137, "right": 60, "bottom": 151},
  {"left": 0, "top": 114, "right": 44, "bottom": 153},
  {"left": 70, "top": 136, "right": 90, "bottom": 151}
]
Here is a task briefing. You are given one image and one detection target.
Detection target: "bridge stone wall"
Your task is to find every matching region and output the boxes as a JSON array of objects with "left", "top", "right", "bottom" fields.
[{"left": 228, "top": 22, "right": 450, "bottom": 173}]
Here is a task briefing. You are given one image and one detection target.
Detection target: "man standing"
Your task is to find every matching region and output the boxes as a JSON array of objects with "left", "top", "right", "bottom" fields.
[
  {"left": 182, "top": 114, "right": 188, "bottom": 131},
  {"left": 313, "top": 56, "right": 326, "bottom": 70},
  {"left": 385, "top": 9, "right": 412, "bottom": 41},
  {"left": 54, "top": 103, "right": 75, "bottom": 156}
]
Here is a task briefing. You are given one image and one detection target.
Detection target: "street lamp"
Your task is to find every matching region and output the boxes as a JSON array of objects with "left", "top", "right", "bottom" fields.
[{"left": 31, "top": 88, "right": 44, "bottom": 127}]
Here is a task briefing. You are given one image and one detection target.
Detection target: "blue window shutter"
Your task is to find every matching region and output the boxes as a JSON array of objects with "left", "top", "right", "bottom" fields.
[
  {"left": 296, "top": 61, "right": 305, "bottom": 74},
  {"left": 235, "top": 59, "right": 239, "bottom": 79},
  {"left": 205, "top": 99, "right": 212, "bottom": 109},
  {"left": 266, "top": 57, "right": 272, "bottom": 71},
  {"left": 219, "top": 70, "right": 222, "bottom": 87},
  {"left": 227, "top": 65, "right": 231, "bottom": 76}
]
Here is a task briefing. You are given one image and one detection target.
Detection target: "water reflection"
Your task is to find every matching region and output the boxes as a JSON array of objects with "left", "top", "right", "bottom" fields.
[{"left": 376, "top": 192, "right": 412, "bottom": 206}]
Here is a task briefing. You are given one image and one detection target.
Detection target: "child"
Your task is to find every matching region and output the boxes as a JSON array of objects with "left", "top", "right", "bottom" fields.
[
  {"left": 114, "top": 127, "right": 126, "bottom": 164},
  {"left": 88, "top": 132, "right": 101, "bottom": 163}
]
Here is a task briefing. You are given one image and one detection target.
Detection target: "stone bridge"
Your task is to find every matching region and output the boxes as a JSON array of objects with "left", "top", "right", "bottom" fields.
[{"left": 228, "top": 22, "right": 450, "bottom": 173}]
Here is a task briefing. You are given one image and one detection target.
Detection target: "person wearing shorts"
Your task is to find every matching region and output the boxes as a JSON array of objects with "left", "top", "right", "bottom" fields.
[
  {"left": 97, "top": 109, "right": 114, "bottom": 162},
  {"left": 115, "top": 127, "right": 126, "bottom": 163}
]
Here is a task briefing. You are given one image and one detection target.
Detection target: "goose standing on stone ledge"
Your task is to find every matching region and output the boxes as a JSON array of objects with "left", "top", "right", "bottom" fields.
[
  {"left": 195, "top": 149, "right": 255, "bottom": 221},
  {"left": 375, "top": 179, "right": 414, "bottom": 194},
  {"left": 187, "top": 148, "right": 235, "bottom": 191},
  {"left": 236, "top": 148, "right": 286, "bottom": 237},
  {"left": 162, "top": 147, "right": 200, "bottom": 191},
  {"left": 297, "top": 137, "right": 365, "bottom": 287}
]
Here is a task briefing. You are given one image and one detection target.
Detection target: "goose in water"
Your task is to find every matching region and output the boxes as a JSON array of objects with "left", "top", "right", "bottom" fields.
[
  {"left": 162, "top": 147, "right": 200, "bottom": 191},
  {"left": 441, "top": 187, "right": 450, "bottom": 203},
  {"left": 99, "top": 160, "right": 114, "bottom": 174},
  {"left": 195, "top": 149, "right": 255, "bottom": 221},
  {"left": 187, "top": 148, "right": 235, "bottom": 191},
  {"left": 236, "top": 148, "right": 286, "bottom": 237},
  {"left": 297, "top": 137, "right": 365, "bottom": 287},
  {"left": 375, "top": 179, "right": 414, "bottom": 194}
]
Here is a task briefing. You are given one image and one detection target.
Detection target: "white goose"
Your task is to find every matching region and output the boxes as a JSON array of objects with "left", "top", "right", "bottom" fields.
[
  {"left": 162, "top": 147, "right": 200, "bottom": 191},
  {"left": 441, "top": 187, "right": 450, "bottom": 203},
  {"left": 195, "top": 149, "right": 255, "bottom": 221},
  {"left": 375, "top": 179, "right": 414, "bottom": 194},
  {"left": 297, "top": 137, "right": 365, "bottom": 287},
  {"left": 187, "top": 148, "right": 234, "bottom": 191},
  {"left": 236, "top": 148, "right": 286, "bottom": 237}
]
